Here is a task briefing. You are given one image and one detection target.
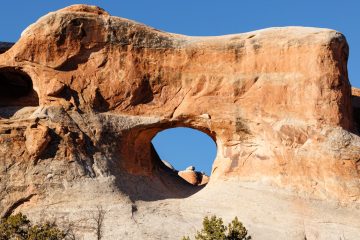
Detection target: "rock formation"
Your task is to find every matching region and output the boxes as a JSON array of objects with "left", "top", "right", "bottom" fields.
[
  {"left": 178, "top": 166, "right": 209, "bottom": 185},
  {"left": 0, "top": 42, "right": 13, "bottom": 54},
  {"left": 0, "top": 4, "right": 360, "bottom": 239}
]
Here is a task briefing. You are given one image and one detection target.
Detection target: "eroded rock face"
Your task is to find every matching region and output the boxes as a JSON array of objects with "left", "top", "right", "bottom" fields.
[{"left": 1, "top": 5, "right": 360, "bottom": 240}]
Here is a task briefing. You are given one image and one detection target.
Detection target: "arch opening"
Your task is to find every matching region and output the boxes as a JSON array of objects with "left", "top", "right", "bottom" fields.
[
  {"left": 0, "top": 67, "right": 39, "bottom": 118},
  {"left": 151, "top": 127, "right": 217, "bottom": 186}
]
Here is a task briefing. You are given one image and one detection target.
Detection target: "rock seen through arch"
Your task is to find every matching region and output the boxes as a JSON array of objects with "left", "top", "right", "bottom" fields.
[{"left": 152, "top": 127, "right": 217, "bottom": 185}]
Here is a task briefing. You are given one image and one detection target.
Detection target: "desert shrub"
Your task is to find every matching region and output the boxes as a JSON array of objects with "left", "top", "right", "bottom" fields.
[
  {"left": 226, "top": 217, "right": 251, "bottom": 240},
  {"left": 0, "top": 213, "right": 30, "bottom": 239},
  {"left": 182, "top": 215, "right": 251, "bottom": 240},
  {"left": 0, "top": 213, "right": 73, "bottom": 240}
]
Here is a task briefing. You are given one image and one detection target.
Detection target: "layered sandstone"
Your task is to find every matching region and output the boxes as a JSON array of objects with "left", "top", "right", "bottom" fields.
[{"left": 0, "top": 5, "right": 360, "bottom": 240}]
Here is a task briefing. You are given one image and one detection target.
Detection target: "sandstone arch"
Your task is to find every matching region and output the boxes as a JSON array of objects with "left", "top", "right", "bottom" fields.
[
  {"left": 0, "top": 4, "right": 360, "bottom": 239},
  {"left": 0, "top": 67, "right": 39, "bottom": 118},
  {"left": 118, "top": 120, "right": 216, "bottom": 176},
  {"left": 0, "top": 67, "right": 38, "bottom": 106}
]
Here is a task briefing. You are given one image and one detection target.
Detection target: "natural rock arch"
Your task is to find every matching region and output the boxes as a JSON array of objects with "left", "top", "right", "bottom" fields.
[
  {"left": 0, "top": 67, "right": 39, "bottom": 119},
  {"left": 0, "top": 67, "right": 38, "bottom": 107},
  {"left": 0, "top": 4, "right": 360, "bottom": 240},
  {"left": 118, "top": 121, "right": 217, "bottom": 177}
]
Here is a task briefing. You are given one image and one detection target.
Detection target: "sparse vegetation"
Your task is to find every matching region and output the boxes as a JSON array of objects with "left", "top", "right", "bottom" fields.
[
  {"left": 0, "top": 213, "right": 74, "bottom": 240},
  {"left": 91, "top": 206, "right": 106, "bottom": 240},
  {"left": 182, "top": 215, "right": 251, "bottom": 240}
]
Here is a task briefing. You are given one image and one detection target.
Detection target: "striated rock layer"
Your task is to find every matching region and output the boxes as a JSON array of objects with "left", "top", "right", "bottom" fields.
[{"left": 0, "top": 5, "right": 360, "bottom": 240}]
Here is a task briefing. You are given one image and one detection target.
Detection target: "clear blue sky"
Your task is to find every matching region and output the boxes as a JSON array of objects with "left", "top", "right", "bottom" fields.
[
  {"left": 152, "top": 128, "right": 217, "bottom": 174},
  {"left": 1, "top": 0, "right": 359, "bottom": 174}
]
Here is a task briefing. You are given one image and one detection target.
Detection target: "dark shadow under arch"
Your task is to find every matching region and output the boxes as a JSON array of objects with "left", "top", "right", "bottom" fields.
[
  {"left": 0, "top": 67, "right": 39, "bottom": 118},
  {"left": 0, "top": 67, "right": 39, "bottom": 107},
  {"left": 353, "top": 94, "right": 360, "bottom": 131}
]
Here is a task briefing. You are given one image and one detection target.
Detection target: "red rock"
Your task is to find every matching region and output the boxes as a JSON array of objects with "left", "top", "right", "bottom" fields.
[
  {"left": 0, "top": 5, "right": 359, "bottom": 239},
  {"left": 178, "top": 170, "right": 199, "bottom": 185},
  {"left": 24, "top": 124, "right": 51, "bottom": 161}
]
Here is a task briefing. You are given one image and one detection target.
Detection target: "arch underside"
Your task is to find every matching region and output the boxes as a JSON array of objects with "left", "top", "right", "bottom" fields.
[{"left": 0, "top": 67, "right": 39, "bottom": 118}]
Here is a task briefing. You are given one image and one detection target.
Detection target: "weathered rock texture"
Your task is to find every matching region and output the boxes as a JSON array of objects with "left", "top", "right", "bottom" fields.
[{"left": 1, "top": 5, "right": 360, "bottom": 240}]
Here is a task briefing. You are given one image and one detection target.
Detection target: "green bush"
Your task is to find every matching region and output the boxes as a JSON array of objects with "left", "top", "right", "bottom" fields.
[
  {"left": 0, "top": 213, "right": 72, "bottom": 240},
  {"left": 183, "top": 215, "right": 251, "bottom": 240},
  {"left": 226, "top": 217, "right": 251, "bottom": 240}
]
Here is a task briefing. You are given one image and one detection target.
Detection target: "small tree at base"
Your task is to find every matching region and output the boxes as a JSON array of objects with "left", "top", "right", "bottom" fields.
[
  {"left": 195, "top": 216, "right": 227, "bottom": 240},
  {"left": 0, "top": 213, "right": 75, "bottom": 240},
  {"left": 182, "top": 215, "right": 251, "bottom": 240},
  {"left": 226, "top": 217, "right": 251, "bottom": 240}
]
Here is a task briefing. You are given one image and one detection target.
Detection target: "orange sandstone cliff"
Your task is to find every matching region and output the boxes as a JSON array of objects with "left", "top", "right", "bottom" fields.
[{"left": 0, "top": 5, "right": 360, "bottom": 240}]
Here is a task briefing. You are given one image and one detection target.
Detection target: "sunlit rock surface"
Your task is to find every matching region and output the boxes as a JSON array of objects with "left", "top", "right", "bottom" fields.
[{"left": 0, "top": 4, "right": 360, "bottom": 239}]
